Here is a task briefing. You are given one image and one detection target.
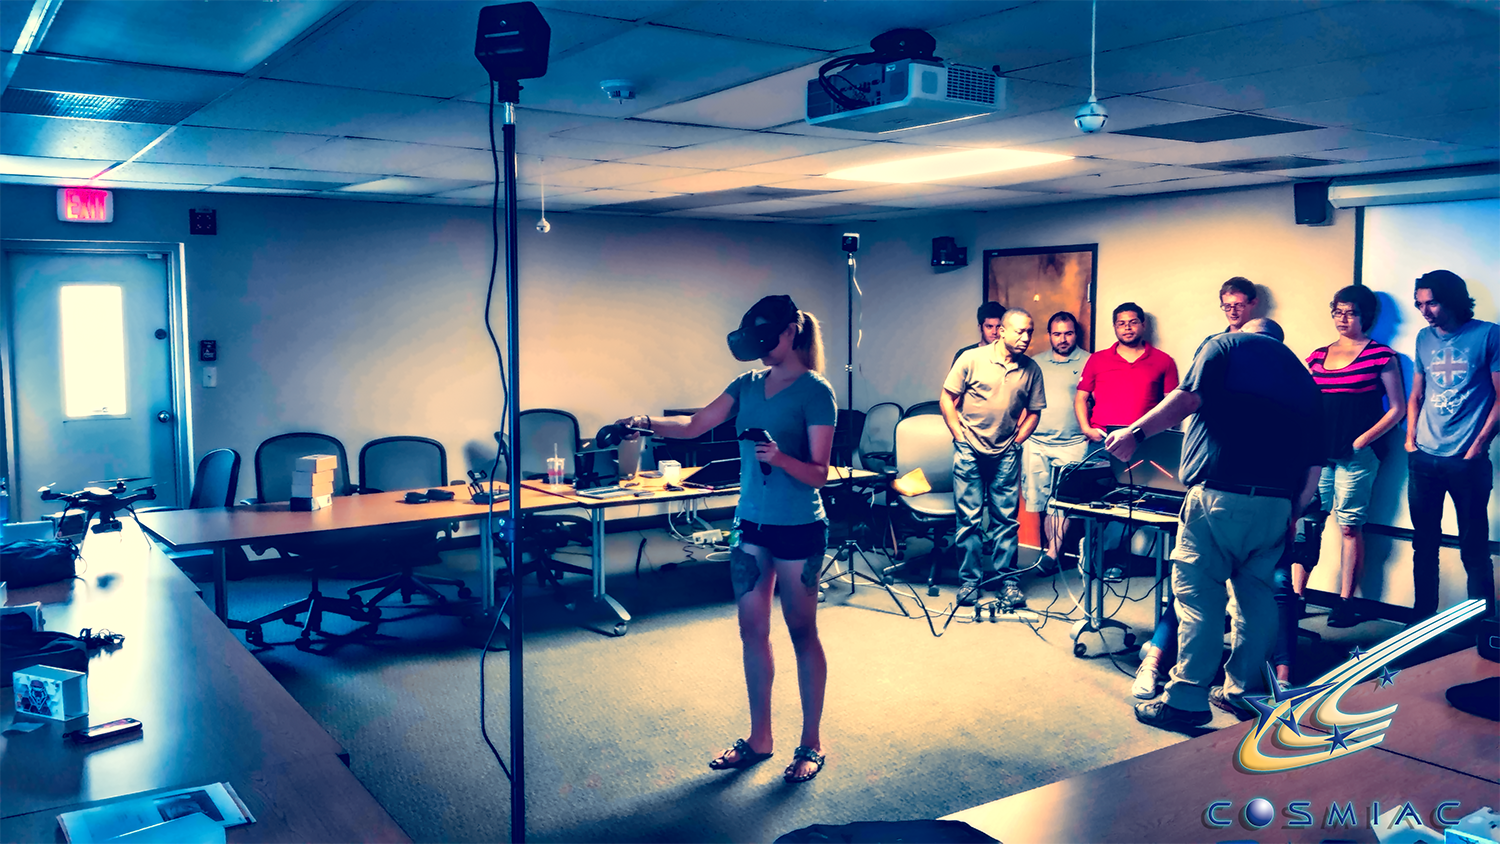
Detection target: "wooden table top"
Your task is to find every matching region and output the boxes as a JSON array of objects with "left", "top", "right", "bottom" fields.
[
  {"left": 1337, "top": 648, "right": 1500, "bottom": 783},
  {"left": 944, "top": 714, "right": 1497, "bottom": 843},
  {"left": 136, "top": 483, "right": 574, "bottom": 550},
  {"left": 0, "top": 524, "right": 406, "bottom": 841}
]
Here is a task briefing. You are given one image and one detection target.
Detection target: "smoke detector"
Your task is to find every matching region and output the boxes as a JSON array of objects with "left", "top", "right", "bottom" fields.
[{"left": 600, "top": 79, "right": 635, "bottom": 102}]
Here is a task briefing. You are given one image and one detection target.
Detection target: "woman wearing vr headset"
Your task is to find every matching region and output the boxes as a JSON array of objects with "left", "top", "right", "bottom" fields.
[{"left": 617, "top": 294, "right": 837, "bottom": 784}]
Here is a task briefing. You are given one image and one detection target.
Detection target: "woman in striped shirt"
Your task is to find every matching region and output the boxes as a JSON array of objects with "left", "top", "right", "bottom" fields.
[{"left": 1296, "top": 285, "right": 1406, "bottom": 627}]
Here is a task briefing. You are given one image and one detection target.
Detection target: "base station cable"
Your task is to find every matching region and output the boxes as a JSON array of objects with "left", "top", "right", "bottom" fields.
[{"left": 478, "top": 585, "right": 515, "bottom": 782}]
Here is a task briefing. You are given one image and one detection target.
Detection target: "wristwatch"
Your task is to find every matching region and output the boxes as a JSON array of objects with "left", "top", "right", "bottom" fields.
[{"left": 1130, "top": 427, "right": 1146, "bottom": 444}]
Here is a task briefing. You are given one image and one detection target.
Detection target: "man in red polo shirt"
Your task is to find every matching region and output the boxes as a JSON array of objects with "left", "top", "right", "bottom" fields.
[{"left": 1075, "top": 302, "right": 1180, "bottom": 440}]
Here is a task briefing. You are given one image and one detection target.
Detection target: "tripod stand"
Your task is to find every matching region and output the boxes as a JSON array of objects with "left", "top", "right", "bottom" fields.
[{"left": 818, "top": 538, "right": 909, "bottom": 616}]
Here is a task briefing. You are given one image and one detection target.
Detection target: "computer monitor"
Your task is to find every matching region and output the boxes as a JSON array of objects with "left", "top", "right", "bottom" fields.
[{"left": 1109, "top": 428, "right": 1186, "bottom": 493}]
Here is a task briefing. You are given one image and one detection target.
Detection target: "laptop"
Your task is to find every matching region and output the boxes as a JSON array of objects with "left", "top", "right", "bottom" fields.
[
  {"left": 681, "top": 458, "right": 742, "bottom": 491},
  {"left": 1103, "top": 429, "right": 1187, "bottom": 514}
]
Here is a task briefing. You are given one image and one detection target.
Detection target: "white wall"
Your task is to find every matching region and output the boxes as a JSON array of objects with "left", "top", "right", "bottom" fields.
[
  {"left": 851, "top": 183, "right": 1357, "bottom": 409},
  {"left": 0, "top": 184, "right": 843, "bottom": 502}
]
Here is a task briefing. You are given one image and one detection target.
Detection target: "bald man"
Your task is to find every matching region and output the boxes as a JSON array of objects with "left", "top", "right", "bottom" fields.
[{"left": 941, "top": 308, "right": 1047, "bottom": 609}]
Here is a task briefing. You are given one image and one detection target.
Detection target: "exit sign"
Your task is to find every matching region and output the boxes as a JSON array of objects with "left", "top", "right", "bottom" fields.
[{"left": 56, "top": 187, "right": 114, "bottom": 223}]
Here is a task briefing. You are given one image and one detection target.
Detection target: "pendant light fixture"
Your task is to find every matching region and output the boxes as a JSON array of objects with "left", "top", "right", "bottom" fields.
[
  {"left": 1074, "top": 0, "right": 1108, "bottom": 133},
  {"left": 536, "top": 159, "right": 551, "bottom": 233}
]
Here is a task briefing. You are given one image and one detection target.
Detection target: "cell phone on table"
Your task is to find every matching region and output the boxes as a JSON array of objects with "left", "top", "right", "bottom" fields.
[{"left": 69, "top": 717, "right": 143, "bottom": 744}]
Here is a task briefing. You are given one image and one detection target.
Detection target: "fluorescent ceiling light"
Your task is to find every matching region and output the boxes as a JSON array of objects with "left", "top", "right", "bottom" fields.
[{"left": 826, "top": 149, "right": 1073, "bottom": 183}]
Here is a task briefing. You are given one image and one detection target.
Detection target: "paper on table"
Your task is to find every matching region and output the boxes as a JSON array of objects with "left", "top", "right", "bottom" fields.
[{"left": 56, "top": 782, "right": 253, "bottom": 843}]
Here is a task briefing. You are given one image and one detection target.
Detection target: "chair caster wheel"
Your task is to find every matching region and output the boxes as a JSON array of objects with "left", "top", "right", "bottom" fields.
[
  {"left": 295, "top": 637, "right": 315, "bottom": 653},
  {"left": 361, "top": 607, "right": 382, "bottom": 621},
  {"left": 882, "top": 575, "right": 894, "bottom": 585},
  {"left": 1073, "top": 642, "right": 1088, "bottom": 658},
  {"left": 458, "top": 587, "right": 473, "bottom": 599},
  {"left": 927, "top": 585, "right": 940, "bottom": 597},
  {"left": 613, "top": 622, "right": 628, "bottom": 637},
  {"left": 1123, "top": 633, "right": 1137, "bottom": 649},
  {"left": 817, "top": 590, "right": 827, "bottom": 604}
]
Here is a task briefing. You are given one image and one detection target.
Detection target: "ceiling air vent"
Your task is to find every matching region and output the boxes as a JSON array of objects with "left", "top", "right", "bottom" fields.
[
  {"left": 1198, "top": 156, "right": 1337, "bottom": 172},
  {"left": 1115, "top": 115, "right": 1319, "bottom": 143},
  {"left": 1, "top": 88, "right": 203, "bottom": 124}
]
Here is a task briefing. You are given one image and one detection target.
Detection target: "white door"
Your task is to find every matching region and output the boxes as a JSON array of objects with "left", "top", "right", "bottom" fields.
[{"left": 5, "top": 250, "right": 180, "bottom": 519}]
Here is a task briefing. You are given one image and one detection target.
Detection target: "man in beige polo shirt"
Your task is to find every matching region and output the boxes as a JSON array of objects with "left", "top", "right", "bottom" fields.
[{"left": 941, "top": 308, "right": 1047, "bottom": 609}]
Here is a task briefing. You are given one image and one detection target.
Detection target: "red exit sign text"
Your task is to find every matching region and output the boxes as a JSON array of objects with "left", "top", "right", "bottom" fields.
[{"left": 56, "top": 187, "right": 114, "bottom": 223}]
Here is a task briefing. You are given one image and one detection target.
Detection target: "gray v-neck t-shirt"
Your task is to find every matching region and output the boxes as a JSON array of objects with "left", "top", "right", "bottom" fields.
[{"left": 724, "top": 369, "right": 838, "bottom": 525}]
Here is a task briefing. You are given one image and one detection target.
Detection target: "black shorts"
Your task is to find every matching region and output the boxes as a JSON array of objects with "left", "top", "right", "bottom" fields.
[{"left": 737, "top": 519, "right": 828, "bottom": 560}]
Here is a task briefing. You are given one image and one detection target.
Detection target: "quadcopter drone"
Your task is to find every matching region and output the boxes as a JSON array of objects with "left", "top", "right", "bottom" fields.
[{"left": 39, "top": 477, "right": 157, "bottom": 537}]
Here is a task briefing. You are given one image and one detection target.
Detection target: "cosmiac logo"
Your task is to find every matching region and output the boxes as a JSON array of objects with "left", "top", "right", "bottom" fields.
[{"left": 1235, "top": 599, "right": 1487, "bottom": 774}]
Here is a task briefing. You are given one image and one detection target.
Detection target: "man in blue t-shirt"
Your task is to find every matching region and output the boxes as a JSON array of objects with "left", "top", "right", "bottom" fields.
[{"left": 1405, "top": 270, "right": 1499, "bottom": 620}]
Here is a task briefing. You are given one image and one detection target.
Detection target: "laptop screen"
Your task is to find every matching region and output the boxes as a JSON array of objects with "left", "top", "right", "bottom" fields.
[
  {"left": 683, "top": 458, "right": 742, "bottom": 489},
  {"left": 1109, "top": 428, "right": 1186, "bottom": 493}
]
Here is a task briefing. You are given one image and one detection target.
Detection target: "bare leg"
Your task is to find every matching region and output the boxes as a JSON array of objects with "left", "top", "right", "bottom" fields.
[
  {"left": 1339, "top": 525, "right": 1363, "bottom": 600},
  {"left": 1045, "top": 511, "right": 1069, "bottom": 561},
  {"left": 1291, "top": 562, "right": 1310, "bottom": 596},
  {"left": 776, "top": 554, "right": 827, "bottom": 780},
  {"left": 715, "top": 543, "right": 776, "bottom": 765}
]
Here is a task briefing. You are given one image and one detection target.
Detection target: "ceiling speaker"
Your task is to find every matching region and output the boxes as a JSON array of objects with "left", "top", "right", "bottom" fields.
[{"left": 475, "top": 3, "right": 551, "bottom": 82}]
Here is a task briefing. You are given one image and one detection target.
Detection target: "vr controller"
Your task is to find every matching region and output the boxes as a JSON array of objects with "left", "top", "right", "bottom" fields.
[{"left": 739, "top": 428, "right": 773, "bottom": 475}]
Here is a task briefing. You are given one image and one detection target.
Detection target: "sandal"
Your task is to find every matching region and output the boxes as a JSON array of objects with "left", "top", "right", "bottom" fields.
[
  {"left": 709, "top": 738, "right": 772, "bottom": 770},
  {"left": 783, "top": 745, "right": 825, "bottom": 783}
]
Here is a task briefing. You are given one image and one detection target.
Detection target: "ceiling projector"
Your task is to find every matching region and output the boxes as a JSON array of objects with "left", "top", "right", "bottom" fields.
[{"left": 805, "top": 30, "right": 1005, "bottom": 133}]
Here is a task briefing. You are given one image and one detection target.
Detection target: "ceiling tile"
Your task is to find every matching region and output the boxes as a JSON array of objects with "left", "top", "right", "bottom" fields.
[
  {"left": 532, "top": 2, "right": 688, "bottom": 23},
  {"left": 135, "top": 126, "right": 331, "bottom": 168},
  {"left": 1105, "top": 128, "right": 1403, "bottom": 166},
  {"left": 184, "top": 80, "right": 434, "bottom": 137},
  {"left": 552, "top": 119, "right": 743, "bottom": 147},
  {"left": 0, "top": 154, "right": 116, "bottom": 179},
  {"left": 1010, "top": 2, "right": 1492, "bottom": 95},
  {"left": 1256, "top": 77, "right": 1500, "bottom": 128},
  {"left": 621, "top": 169, "right": 776, "bottom": 193},
  {"left": 336, "top": 177, "right": 486, "bottom": 196},
  {"left": 271, "top": 137, "right": 472, "bottom": 175},
  {"left": 737, "top": 142, "right": 958, "bottom": 176},
  {"left": 1270, "top": 148, "right": 1500, "bottom": 179},
  {"left": 618, "top": 132, "right": 860, "bottom": 169},
  {"left": 651, "top": 1, "right": 1005, "bottom": 52},
  {"left": 793, "top": 183, "right": 970, "bottom": 205},
  {"left": 544, "top": 188, "right": 683, "bottom": 207},
  {"left": 405, "top": 150, "right": 601, "bottom": 182},
  {"left": 682, "top": 198, "right": 837, "bottom": 216},
  {"left": 857, "top": 187, "right": 1045, "bottom": 208},
  {"left": 9, "top": 54, "right": 240, "bottom": 104},
  {"left": 352, "top": 102, "right": 611, "bottom": 149},
  {"left": 545, "top": 161, "right": 709, "bottom": 188},
  {"left": 759, "top": 175, "right": 876, "bottom": 191},
  {"left": 266, "top": 5, "right": 631, "bottom": 99},
  {"left": 1103, "top": 171, "right": 1291, "bottom": 196},
  {"left": 934, "top": 157, "right": 1148, "bottom": 189},
  {"left": 40, "top": 0, "right": 341, "bottom": 74},
  {"left": 0, "top": 114, "right": 164, "bottom": 160},
  {"left": 1353, "top": 109, "right": 1500, "bottom": 149},
  {"left": 435, "top": 182, "right": 589, "bottom": 202},
  {"left": 459, "top": 26, "right": 824, "bottom": 118},
  {"left": 635, "top": 61, "right": 825, "bottom": 130}
]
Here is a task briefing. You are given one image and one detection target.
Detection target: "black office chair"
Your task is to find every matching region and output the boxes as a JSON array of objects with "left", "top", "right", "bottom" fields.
[
  {"left": 146, "top": 448, "right": 243, "bottom": 598},
  {"left": 903, "top": 400, "right": 942, "bottom": 418},
  {"left": 857, "top": 402, "right": 903, "bottom": 474},
  {"left": 890, "top": 414, "right": 958, "bottom": 596},
  {"left": 345, "top": 436, "right": 474, "bottom": 613},
  {"left": 241, "top": 432, "right": 371, "bottom": 650},
  {"left": 504, "top": 410, "right": 591, "bottom": 591}
]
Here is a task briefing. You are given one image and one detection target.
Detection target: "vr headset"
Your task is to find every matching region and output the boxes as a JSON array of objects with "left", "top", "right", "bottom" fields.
[{"left": 727, "top": 295, "right": 798, "bottom": 362}]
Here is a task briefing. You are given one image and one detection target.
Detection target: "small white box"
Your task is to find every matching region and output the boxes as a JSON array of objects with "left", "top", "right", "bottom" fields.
[
  {"left": 291, "top": 469, "right": 334, "bottom": 498},
  {"left": 295, "top": 454, "right": 338, "bottom": 473},
  {"left": 289, "top": 494, "right": 333, "bottom": 511},
  {"left": 13, "top": 664, "right": 88, "bottom": 720}
]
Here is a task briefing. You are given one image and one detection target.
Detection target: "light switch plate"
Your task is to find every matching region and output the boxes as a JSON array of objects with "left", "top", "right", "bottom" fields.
[{"left": 202, "top": 366, "right": 217, "bottom": 388}]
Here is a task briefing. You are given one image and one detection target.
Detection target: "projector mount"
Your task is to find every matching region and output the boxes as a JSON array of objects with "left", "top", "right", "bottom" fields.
[{"left": 818, "top": 29, "right": 940, "bottom": 111}]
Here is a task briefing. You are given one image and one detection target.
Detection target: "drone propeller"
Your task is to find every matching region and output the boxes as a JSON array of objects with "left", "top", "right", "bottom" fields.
[{"left": 88, "top": 476, "right": 150, "bottom": 485}]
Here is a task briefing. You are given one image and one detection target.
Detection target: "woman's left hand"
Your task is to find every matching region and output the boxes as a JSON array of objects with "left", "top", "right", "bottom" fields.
[{"left": 754, "top": 438, "right": 783, "bottom": 469}]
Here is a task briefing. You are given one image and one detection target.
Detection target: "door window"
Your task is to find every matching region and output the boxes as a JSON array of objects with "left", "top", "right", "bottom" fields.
[{"left": 59, "top": 284, "right": 127, "bottom": 418}]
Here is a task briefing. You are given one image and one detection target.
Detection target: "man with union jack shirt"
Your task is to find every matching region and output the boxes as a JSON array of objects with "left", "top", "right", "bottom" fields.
[{"left": 1405, "top": 270, "right": 1499, "bottom": 620}]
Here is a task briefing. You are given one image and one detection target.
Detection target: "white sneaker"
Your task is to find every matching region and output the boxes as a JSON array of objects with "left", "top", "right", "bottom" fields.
[{"left": 1132, "top": 655, "right": 1161, "bottom": 699}]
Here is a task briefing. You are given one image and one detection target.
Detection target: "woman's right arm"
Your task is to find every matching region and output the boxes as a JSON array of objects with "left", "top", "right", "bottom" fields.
[{"left": 620, "top": 392, "right": 735, "bottom": 440}]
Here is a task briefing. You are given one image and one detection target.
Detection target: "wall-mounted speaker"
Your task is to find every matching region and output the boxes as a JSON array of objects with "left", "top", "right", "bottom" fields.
[
  {"left": 475, "top": 3, "right": 551, "bottom": 82},
  {"left": 1294, "top": 180, "right": 1332, "bottom": 225},
  {"left": 932, "top": 236, "right": 968, "bottom": 268}
]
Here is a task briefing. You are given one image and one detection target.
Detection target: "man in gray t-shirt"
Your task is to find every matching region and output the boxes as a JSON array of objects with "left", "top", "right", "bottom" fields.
[
  {"left": 1023, "top": 312, "right": 1093, "bottom": 570},
  {"left": 940, "top": 308, "right": 1046, "bottom": 608},
  {"left": 1405, "top": 270, "right": 1499, "bottom": 619}
]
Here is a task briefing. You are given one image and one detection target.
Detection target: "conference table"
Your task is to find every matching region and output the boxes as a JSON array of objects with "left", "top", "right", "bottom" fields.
[
  {"left": 944, "top": 647, "right": 1500, "bottom": 843},
  {"left": 520, "top": 465, "right": 879, "bottom": 636},
  {"left": 0, "top": 522, "right": 408, "bottom": 842},
  {"left": 136, "top": 483, "right": 578, "bottom": 623}
]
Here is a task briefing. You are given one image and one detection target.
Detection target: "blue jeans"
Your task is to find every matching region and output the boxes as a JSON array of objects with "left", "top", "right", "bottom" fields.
[
  {"left": 952, "top": 441, "right": 1021, "bottom": 588},
  {"left": 1408, "top": 451, "right": 1495, "bottom": 619}
]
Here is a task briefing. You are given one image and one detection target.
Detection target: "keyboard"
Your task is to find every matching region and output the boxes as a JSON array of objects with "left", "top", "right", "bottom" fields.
[{"left": 574, "top": 486, "right": 636, "bottom": 499}]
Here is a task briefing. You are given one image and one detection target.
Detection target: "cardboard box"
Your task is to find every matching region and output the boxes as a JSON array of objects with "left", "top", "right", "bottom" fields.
[
  {"left": 289, "top": 494, "right": 333, "bottom": 512},
  {"left": 291, "top": 469, "right": 335, "bottom": 498},
  {"left": 295, "top": 454, "right": 338, "bottom": 473},
  {"left": 13, "top": 664, "right": 88, "bottom": 720}
]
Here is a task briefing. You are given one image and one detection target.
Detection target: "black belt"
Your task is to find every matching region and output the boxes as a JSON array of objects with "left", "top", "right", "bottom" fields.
[{"left": 1200, "top": 481, "right": 1293, "bottom": 499}]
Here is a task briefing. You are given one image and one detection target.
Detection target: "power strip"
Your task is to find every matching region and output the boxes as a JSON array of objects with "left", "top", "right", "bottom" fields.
[{"left": 691, "top": 529, "right": 724, "bottom": 546}]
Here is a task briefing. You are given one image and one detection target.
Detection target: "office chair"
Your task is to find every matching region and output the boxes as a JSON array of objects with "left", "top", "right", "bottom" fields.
[
  {"left": 504, "top": 409, "right": 591, "bottom": 591},
  {"left": 345, "top": 436, "right": 474, "bottom": 613},
  {"left": 889, "top": 414, "right": 958, "bottom": 596},
  {"left": 903, "top": 400, "right": 942, "bottom": 418},
  {"left": 857, "top": 402, "right": 902, "bottom": 474},
  {"left": 144, "top": 448, "right": 243, "bottom": 601},
  {"left": 242, "top": 432, "right": 370, "bottom": 650}
]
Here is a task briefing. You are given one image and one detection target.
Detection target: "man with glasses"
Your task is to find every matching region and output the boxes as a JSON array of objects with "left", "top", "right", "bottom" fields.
[{"left": 1196, "top": 277, "right": 1259, "bottom": 356}]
